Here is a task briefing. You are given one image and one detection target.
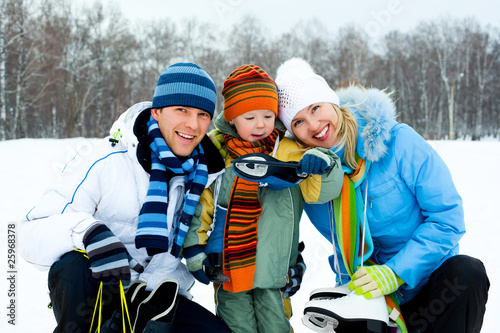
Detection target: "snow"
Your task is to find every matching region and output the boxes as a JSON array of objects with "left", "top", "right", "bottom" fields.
[{"left": 0, "top": 138, "right": 498, "bottom": 332}]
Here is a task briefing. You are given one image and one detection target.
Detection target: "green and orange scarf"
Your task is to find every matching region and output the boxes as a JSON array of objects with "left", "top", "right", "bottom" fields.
[
  {"left": 333, "top": 155, "right": 370, "bottom": 277},
  {"left": 222, "top": 129, "right": 279, "bottom": 293},
  {"left": 334, "top": 155, "right": 407, "bottom": 332}
]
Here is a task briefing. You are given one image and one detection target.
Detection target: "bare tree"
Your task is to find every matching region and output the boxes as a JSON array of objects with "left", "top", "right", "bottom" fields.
[
  {"left": 331, "top": 25, "right": 372, "bottom": 85},
  {"left": 225, "top": 15, "right": 269, "bottom": 67},
  {"left": 57, "top": 1, "right": 94, "bottom": 137},
  {"left": 0, "top": 1, "right": 498, "bottom": 141},
  {"left": 424, "top": 19, "right": 467, "bottom": 139},
  {"left": 469, "top": 24, "right": 499, "bottom": 140}
]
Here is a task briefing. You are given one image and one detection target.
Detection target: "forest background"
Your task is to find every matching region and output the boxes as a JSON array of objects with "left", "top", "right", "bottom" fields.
[{"left": 0, "top": 0, "right": 499, "bottom": 141}]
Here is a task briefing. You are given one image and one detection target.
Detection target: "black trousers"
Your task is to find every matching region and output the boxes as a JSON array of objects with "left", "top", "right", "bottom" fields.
[
  {"left": 48, "top": 251, "right": 231, "bottom": 333},
  {"left": 400, "top": 255, "right": 489, "bottom": 333}
]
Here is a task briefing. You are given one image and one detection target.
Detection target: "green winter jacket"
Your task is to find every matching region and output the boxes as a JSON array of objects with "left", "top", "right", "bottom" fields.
[{"left": 184, "top": 113, "right": 343, "bottom": 289}]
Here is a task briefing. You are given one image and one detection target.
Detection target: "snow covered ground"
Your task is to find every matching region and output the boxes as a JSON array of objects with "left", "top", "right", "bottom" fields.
[{"left": 0, "top": 138, "right": 498, "bottom": 332}]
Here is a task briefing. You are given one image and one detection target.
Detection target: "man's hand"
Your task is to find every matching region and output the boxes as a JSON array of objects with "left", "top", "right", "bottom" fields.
[{"left": 83, "top": 224, "right": 143, "bottom": 288}]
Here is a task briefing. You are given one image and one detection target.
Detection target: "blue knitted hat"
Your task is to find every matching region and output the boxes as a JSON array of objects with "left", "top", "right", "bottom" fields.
[{"left": 152, "top": 63, "right": 217, "bottom": 117}]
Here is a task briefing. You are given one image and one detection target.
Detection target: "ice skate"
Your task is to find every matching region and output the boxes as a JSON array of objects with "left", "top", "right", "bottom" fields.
[
  {"left": 133, "top": 279, "right": 179, "bottom": 333},
  {"left": 99, "top": 280, "right": 148, "bottom": 333},
  {"left": 232, "top": 153, "right": 309, "bottom": 190},
  {"left": 302, "top": 291, "right": 388, "bottom": 333},
  {"left": 308, "top": 283, "right": 351, "bottom": 301}
]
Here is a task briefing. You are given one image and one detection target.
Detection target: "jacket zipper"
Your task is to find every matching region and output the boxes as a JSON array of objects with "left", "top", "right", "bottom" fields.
[{"left": 285, "top": 187, "right": 294, "bottom": 282}]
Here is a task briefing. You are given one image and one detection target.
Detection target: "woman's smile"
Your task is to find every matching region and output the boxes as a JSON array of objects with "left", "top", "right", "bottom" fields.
[{"left": 313, "top": 124, "right": 330, "bottom": 140}]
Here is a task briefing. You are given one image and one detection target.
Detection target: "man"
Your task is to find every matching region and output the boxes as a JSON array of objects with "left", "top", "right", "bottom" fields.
[{"left": 20, "top": 63, "right": 230, "bottom": 332}]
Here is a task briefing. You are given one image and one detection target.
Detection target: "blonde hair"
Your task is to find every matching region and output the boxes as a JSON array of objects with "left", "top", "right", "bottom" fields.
[{"left": 332, "top": 104, "right": 358, "bottom": 170}]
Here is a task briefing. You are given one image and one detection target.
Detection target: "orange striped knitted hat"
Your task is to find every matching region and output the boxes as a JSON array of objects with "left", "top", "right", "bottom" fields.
[{"left": 222, "top": 65, "right": 278, "bottom": 121}]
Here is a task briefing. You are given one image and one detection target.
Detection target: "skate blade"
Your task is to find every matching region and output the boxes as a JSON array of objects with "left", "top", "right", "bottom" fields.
[
  {"left": 302, "top": 312, "right": 338, "bottom": 333},
  {"left": 303, "top": 307, "right": 388, "bottom": 333}
]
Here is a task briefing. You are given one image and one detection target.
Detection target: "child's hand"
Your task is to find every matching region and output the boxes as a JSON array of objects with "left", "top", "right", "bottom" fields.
[
  {"left": 281, "top": 242, "right": 306, "bottom": 298},
  {"left": 204, "top": 265, "right": 230, "bottom": 283},
  {"left": 297, "top": 149, "right": 332, "bottom": 175},
  {"left": 184, "top": 246, "right": 210, "bottom": 285},
  {"left": 204, "top": 252, "right": 230, "bottom": 283}
]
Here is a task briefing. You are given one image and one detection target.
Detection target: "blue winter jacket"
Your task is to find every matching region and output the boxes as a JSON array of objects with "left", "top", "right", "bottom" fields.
[{"left": 304, "top": 86, "right": 465, "bottom": 303}]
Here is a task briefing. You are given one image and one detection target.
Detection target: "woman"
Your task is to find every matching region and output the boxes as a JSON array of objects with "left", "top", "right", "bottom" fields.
[{"left": 274, "top": 58, "right": 489, "bottom": 333}]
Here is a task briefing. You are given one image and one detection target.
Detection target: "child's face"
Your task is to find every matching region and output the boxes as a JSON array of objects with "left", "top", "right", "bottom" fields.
[{"left": 229, "top": 109, "right": 276, "bottom": 142}]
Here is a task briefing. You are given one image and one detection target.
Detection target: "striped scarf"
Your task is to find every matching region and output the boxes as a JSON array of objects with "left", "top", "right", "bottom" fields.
[
  {"left": 334, "top": 156, "right": 408, "bottom": 332},
  {"left": 135, "top": 116, "right": 208, "bottom": 257},
  {"left": 222, "top": 129, "right": 279, "bottom": 292},
  {"left": 333, "top": 154, "right": 370, "bottom": 277}
]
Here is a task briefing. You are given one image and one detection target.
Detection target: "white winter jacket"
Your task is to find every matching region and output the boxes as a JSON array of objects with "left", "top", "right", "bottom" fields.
[{"left": 20, "top": 102, "right": 224, "bottom": 297}]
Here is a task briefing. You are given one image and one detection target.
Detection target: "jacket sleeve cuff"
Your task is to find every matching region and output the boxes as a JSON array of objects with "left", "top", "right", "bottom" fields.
[
  {"left": 182, "top": 245, "right": 205, "bottom": 259},
  {"left": 71, "top": 218, "right": 103, "bottom": 250}
]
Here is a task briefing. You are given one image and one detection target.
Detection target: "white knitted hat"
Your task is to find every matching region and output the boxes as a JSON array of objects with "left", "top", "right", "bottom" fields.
[{"left": 275, "top": 58, "right": 339, "bottom": 134}]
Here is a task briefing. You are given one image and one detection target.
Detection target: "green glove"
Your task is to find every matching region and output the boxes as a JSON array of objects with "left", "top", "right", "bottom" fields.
[
  {"left": 207, "top": 129, "right": 226, "bottom": 158},
  {"left": 348, "top": 265, "right": 404, "bottom": 299}
]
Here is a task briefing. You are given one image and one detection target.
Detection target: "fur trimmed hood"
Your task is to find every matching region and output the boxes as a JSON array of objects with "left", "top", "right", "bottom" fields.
[{"left": 337, "top": 86, "right": 397, "bottom": 162}]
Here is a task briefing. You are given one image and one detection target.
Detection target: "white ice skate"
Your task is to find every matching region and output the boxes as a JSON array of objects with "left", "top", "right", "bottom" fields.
[
  {"left": 302, "top": 291, "right": 389, "bottom": 333},
  {"left": 308, "top": 283, "right": 351, "bottom": 301}
]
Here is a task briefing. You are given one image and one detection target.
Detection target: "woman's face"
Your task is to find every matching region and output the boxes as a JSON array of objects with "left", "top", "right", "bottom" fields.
[{"left": 290, "top": 102, "right": 339, "bottom": 148}]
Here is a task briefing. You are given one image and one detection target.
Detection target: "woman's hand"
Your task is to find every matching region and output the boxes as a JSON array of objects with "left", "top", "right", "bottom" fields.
[
  {"left": 297, "top": 149, "right": 333, "bottom": 175},
  {"left": 348, "top": 265, "right": 404, "bottom": 299}
]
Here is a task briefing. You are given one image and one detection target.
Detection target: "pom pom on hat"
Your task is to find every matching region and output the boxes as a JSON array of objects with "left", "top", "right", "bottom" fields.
[
  {"left": 152, "top": 62, "right": 217, "bottom": 117},
  {"left": 222, "top": 65, "right": 278, "bottom": 122},
  {"left": 276, "top": 58, "right": 315, "bottom": 78},
  {"left": 275, "top": 58, "right": 339, "bottom": 134}
]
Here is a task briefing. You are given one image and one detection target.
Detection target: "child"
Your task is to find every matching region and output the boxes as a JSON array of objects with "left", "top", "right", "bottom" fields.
[{"left": 182, "top": 65, "right": 343, "bottom": 333}]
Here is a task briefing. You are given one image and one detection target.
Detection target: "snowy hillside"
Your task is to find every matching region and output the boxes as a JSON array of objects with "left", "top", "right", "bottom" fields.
[{"left": 0, "top": 138, "right": 498, "bottom": 332}]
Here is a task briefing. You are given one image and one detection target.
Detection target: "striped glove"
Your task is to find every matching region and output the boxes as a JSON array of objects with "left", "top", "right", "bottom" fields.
[
  {"left": 348, "top": 265, "right": 404, "bottom": 299},
  {"left": 83, "top": 224, "right": 144, "bottom": 288}
]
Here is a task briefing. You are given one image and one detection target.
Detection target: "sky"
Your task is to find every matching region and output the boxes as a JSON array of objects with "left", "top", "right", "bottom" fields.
[
  {"left": 90, "top": 0, "right": 500, "bottom": 38},
  {"left": 1, "top": 138, "right": 499, "bottom": 332}
]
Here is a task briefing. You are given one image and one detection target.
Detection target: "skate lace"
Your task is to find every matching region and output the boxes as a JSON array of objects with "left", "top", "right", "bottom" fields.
[
  {"left": 331, "top": 169, "right": 370, "bottom": 284},
  {"left": 360, "top": 172, "right": 369, "bottom": 267},
  {"left": 329, "top": 201, "right": 342, "bottom": 282},
  {"left": 89, "top": 281, "right": 133, "bottom": 333}
]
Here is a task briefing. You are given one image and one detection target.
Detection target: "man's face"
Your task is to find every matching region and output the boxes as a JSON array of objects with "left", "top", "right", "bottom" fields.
[{"left": 151, "top": 106, "right": 211, "bottom": 157}]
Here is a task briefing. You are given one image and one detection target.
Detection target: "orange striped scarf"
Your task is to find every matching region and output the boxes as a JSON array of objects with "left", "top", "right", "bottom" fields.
[{"left": 222, "top": 129, "right": 279, "bottom": 292}]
